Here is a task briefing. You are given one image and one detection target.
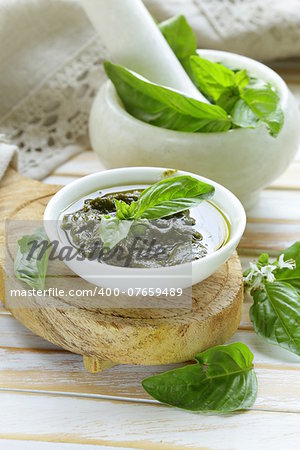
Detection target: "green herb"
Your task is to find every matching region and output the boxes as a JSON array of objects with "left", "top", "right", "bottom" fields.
[
  {"left": 230, "top": 98, "right": 260, "bottom": 129},
  {"left": 99, "top": 217, "right": 133, "bottom": 249},
  {"left": 104, "top": 15, "right": 284, "bottom": 137},
  {"left": 114, "top": 175, "right": 215, "bottom": 220},
  {"left": 190, "top": 55, "right": 283, "bottom": 137},
  {"left": 232, "top": 86, "right": 284, "bottom": 137},
  {"left": 234, "top": 69, "right": 251, "bottom": 89},
  {"left": 14, "top": 228, "right": 50, "bottom": 290},
  {"left": 250, "top": 282, "right": 300, "bottom": 356},
  {"left": 142, "top": 342, "right": 257, "bottom": 412},
  {"left": 275, "top": 242, "right": 300, "bottom": 292},
  {"left": 190, "top": 55, "right": 244, "bottom": 105},
  {"left": 99, "top": 175, "right": 214, "bottom": 248},
  {"left": 244, "top": 242, "right": 300, "bottom": 355},
  {"left": 104, "top": 62, "right": 232, "bottom": 133},
  {"left": 158, "top": 15, "right": 197, "bottom": 78}
]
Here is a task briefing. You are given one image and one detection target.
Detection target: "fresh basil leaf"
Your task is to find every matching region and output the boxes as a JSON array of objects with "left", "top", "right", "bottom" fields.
[
  {"left": 258, "top": 253, "right": 270, "bottom": 266},
  {"left": 190, "top": 55, "right": 235, "bottom": 103},
  {"left": 217, "top": 70, "right": 250, "bottom": 112},
  {"left": 189, "top": 55, "right": 283, "bottom": 136},
  {"left": 240, "top": 87, "right": 284, "bottom": 137},
  {"left": 142, "top": 343, "right": 257, "bottom": 412},
  {"left": 114, "top": 199, "right": 131, "bottom": 220},
  {"left": 104, "top": 62, "right": 231, "bottom": 133},
  {"left": 114, "top": 199, "right": 138, "bottom": 221},
  {"left": 231, "top": 98, "right": 261, "bottom": 129},
  {"left": 275, "top": 242, "right": 300, "bottom": 292},
  {"left": 250, "top": 281, "right": 300, "bottom": 356},
  {"left": 132, "top": 175, "right": 215, "bottom": 220},
  {"left": 14, "top": 228, "right": 50, "bottom": 290},
  {"left": 99, "top": 217, "right": 133, "bottom": 249},
  {"left": 159, "top": 15, "right": 197, "bottom": 78},
  {"left": 216, "top": 87, "right": 240, "bottom": 113},
  {"left": 234, "top": 69, "right": 250, "bottom": 89}
]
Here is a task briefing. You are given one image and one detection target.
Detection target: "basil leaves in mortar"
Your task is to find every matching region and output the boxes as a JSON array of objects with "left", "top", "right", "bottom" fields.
[
  {"left": 104, "top": 15, "right": 284, "bottom": 137},
  {"left": 105, "top": 62, "right": 231, "bottom": 133}
]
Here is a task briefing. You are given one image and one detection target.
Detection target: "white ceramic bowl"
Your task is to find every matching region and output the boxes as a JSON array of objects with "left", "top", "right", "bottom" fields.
[
  {"left": 89, "top": 50, "right": 300, "bottom": 210},
  {"left": 44, "top": 167, "right": 246, "bottom": 291}
]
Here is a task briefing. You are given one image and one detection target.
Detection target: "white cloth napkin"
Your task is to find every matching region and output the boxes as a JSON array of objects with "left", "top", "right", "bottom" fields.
[
  {"left": 1, "top": 0, "right": 300, "bottom": 181},
  {"left": 0, "top": 135, "right": 18, "bottom": 179}
]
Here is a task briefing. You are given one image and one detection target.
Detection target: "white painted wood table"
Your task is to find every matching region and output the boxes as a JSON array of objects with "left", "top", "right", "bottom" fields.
[{"left": 0, "top": 60, "right": 300, "bottom": 449}]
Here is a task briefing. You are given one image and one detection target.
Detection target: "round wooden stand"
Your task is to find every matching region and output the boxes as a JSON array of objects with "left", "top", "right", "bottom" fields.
[{"left": 0, "top": 169, "right": 243, "bottom": 372}]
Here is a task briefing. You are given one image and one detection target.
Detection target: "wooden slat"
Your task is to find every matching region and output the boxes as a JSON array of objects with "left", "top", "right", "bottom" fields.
[
  {"left": 0, "top": 341, "right": 300, "bottom": 413},
  {"left": 42, "top": 175, "right": 80, "bottom": 185},
  {"left": 240, "top": 221, "right": 300, "bottom": 255},
  {"left": 0, "top": 440, "right": 106, "bottom": 450},
  {"left": 45, "top": 145, "right": 300, "bottom": 192},
  {"left": 0, "top": 392, "right": 299, "bottom": 449},
  {"left": 53, "top": 151, "right": 105, "bottom": 177},
  {"left": 270, "top": 161, "right": 300, "bottom": 190},
  {"left": 1, "top": 309, "right": 300, "bottom": 413},
  {"left": 0, "top": 315, "right": 58, "bottom": 350},
  {"left": 247, "top": 190, "right": 300, "bottom": 221}
]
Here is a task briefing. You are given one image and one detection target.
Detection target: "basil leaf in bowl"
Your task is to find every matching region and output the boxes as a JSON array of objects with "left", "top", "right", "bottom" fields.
[{"left": 114, "top": 175, "right": 215, "bottom": 221}]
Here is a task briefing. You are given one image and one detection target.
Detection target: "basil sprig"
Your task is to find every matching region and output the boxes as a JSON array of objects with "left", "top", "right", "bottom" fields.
[
  {"left": 190, "top": 55, "right": 249, "bottom": 106},
  {"left": 99, "top": 175, "right": 214, "bottom": 248},
  {"left": 114, "top": 175, "right": 215, "bottom": 220},
  {"left": 14, "top": 228, "right": 50, "bottom": 290},
  {"left": 190, "top": 55, "right": 283, "bottom": 137},
  {"left": 244, "top": 242, "right": 300, "bottom": 355},
  {"left": 142, "top": 343, "right": 257, "bottom": 412},
  {"left": 104, "top": 15, "right": 284, "bottom": 137}
]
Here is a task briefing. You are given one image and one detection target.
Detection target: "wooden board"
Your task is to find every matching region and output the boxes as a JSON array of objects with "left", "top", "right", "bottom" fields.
[{"left": 0, "top": 168, "right": 243, "bottom": 370}]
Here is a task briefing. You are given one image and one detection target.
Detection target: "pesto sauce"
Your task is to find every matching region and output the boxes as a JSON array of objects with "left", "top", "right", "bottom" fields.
[{"left": 60, "top": 187, "right": 229, "bottom": 268}]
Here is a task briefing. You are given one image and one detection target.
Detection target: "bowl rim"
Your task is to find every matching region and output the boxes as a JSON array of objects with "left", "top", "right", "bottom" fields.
[
  {"left": 101, "top": 48, "right": 289, "bottom": 138},
  {"left": 44, "top": 166, "right": 246, "bottom": 274}
]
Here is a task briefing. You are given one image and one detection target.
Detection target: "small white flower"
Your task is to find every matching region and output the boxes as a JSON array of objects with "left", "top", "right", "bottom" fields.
[
  {"left": 252, "top": 274, "right": 263, "bottom": 290},
  {"left": 243, "top": 262, "right": 261, "bottom": 284},
  {"left": 277, "top": 254, "right": 296, "bottom": 270},
  {"left": 260, "top": 264, "right": 277, "bottom": 283}
]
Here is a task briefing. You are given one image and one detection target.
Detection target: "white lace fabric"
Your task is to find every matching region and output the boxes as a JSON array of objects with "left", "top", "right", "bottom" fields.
[
  {"left": 0, "top": 37, "right": 107, "bottom": 179},
  {"left": 1, "top": 0, "right": 300, "bottom": 180}
]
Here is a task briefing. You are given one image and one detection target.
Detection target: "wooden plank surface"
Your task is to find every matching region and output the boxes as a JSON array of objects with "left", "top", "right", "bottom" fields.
[
  {"left": 0, "top": 334, "right": 300, "bottom": 414},
  {"left": 1, "top": 62, "right": 300, "bottom": 449},
  {"left": 0, "top": 441, "right": 107, "bottom": 450},
  {"left": 0, "top": 392, "right": 300, "bottom": 450}
]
